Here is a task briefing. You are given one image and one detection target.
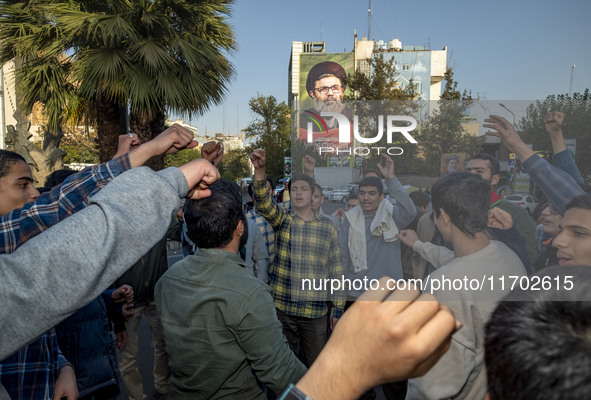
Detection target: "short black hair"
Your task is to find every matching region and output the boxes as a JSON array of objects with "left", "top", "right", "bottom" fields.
[
  {"left": 359, "top": 176, "right": 383, "bottom": 195},
  {"left": 363, "top": 168, "right": 381, "bottom": 178},
  {"left": 532, "top": 200, "right": 549, "bottom": 222},
  {"left": 44, "top": 169, "right": 76, "bottom": 188},
  {"left": 184, "top": 179, "right": 246, "bottom": 249},
  {"left": 409, "top": 190, "right": 430, "bottom": 208},
  {"left": 289, "top": 173, "right": 315, "bottom": 194},
  {"left": 314, "top": 183, "right": 323, "bottom": 197},
  {"left": 0, "top": 150, "right": 26, "bottom": 179},
  {"left": 248, "top": 178, "right": 274, "bottom": 198},
  {"left": 431, "top": 172, "right": 490, "bottom": 238},
  {"left": 566, "top": 193, "right": 591, "bottom": 211},
  {"left": 469, "top": 153, "right": 500, "bottom": 176},
  {"left": 485, "top": 265, "right": 591, "bottom": 400}
]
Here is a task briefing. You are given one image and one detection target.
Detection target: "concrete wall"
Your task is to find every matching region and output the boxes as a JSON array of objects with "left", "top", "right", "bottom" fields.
[{"left": 314, "top": 166, "right": 362, "bottom": 188}]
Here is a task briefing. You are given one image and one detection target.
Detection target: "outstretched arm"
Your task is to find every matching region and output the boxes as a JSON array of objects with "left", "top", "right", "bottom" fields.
[
  {"left": 0, "top": 123, "right": 200, "bottom": 254},
  {"left": 292, "top": 278, "right": 459, "bottom": 400},
  {"left": 0, "top": 158, "right": 219, "bottom": 359},
  {"left": 544, "top": 111, "right": 584, "bottom": 185},
  {"left": 484, "top": 115, "right": 583, "bottom": 215}
]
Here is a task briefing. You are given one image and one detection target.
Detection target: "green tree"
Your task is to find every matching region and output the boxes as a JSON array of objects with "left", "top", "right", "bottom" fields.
[
  {"left": 60, "top": 131, "right": 100, "bottom": 164},
  {"left": 163, "top": 148, "right": 201, "bottom": 168},
  {"left": 417, "top": 67, "right": 481, "bottom": 176},
  {"left": 244, "top": 95, "right": 291, "bottom": 182},
  {"left": 218, "top": 149, "right": 251, "bottom": 181},
  {"left": 345, "top": 54, "right": 420, "bottom": 173},
  {"left": 517, "top": 89, "right": 591, "bottom": 178},
  {"left": 0, "top": 0, "right": 235, "bottom": 170},
  {"left": 346, "top": 54, "right": 417, "bottom": 101}
]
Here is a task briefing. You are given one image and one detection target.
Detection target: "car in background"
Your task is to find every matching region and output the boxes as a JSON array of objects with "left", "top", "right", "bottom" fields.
[
  {"left": 328, "top": 185, "right": 358, "bottom": 203},
  {"left": 328, "top": 188, "right": 351, "bottom": 203},
  {"left": 506, "top": 194, "right": 537, "bottom": 215},
  {"left": 321, "top": 186, "right": 334, "bottom": 197}
]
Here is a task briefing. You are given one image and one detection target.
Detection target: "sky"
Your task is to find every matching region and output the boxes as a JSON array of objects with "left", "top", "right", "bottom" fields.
[{"left": 174, "top": 0, "right": 591, "bottom": 136}]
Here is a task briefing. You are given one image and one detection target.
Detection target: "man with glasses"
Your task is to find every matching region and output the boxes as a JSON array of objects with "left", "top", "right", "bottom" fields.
[{"left": 299, "top": 61, "right": 352, "bottom": 147}]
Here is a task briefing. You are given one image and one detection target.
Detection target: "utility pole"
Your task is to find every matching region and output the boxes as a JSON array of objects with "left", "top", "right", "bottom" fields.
[
  {"left": 368, "top": 0, "right": 372, "bottom": 39},
  {"left": 570, "top": 65, "right": 575, "bottom": 96}
]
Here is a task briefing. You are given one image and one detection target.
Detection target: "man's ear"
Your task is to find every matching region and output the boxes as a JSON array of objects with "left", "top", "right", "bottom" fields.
[
  {"left": 491, "top": 174, "right": 500, "bottom": 186},
  {"left": 440, "top": 208, "right": 451, "bottom": 226},
  {"left": 235, "top": 219, "right": 244, "bottom": 237},
  {"left": 309, "top": 91, "right": 316, "bottom": 100}
]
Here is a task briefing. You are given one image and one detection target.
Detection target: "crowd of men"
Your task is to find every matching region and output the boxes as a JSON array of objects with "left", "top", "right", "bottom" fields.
[{"left": 0, "top": 110, "right": 590, "bottom": 400}]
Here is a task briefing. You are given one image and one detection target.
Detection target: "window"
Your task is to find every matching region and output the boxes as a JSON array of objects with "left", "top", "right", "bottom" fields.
[{"left": 402, "top": 64, "right": 411, "bottom": 71}]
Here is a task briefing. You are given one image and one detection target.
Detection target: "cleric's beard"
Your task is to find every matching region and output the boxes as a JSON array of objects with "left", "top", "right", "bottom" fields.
[{"left": 315, "top": 98, "right": 345, "bottom": 129}]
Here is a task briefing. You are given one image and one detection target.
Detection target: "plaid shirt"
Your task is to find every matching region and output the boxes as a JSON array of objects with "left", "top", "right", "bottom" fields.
[
  {"left": 0, "top": 154, "right": 131, "bottom": 398},
  {"left": 253, "top": 178, "right": 344, "bottom": 319},
  {"left": 0, "top": 154, "right": 130, "bottom": 254},
  {"left": 246, "top": 208, "right": 275, "bottom": 265},
  {"left": 0, "top": 329, "right": 70, "bottom": 399}
]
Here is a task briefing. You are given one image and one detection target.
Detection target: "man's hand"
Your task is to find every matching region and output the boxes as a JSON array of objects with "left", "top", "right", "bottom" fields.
[
  {"left": 112, "top": 284, "right": 134, "bottom": 303},
  {"left": 333, "top": 208, "right": 345, "bottom": 221},
  {"left": 488, "top": 207, "right": 514, "bottom": 230},
  {"left": 177, "top": 158, "right": 220, "bottom": 200},
  {"left": 377, "top": 153, "right": 394, "bottom": 180},
  {"left": 544, "top": 111, "right": 567, "bottom": 153},
  {"left": 53, "top": 365, "right": 78, "bottom": 400},
  {"left": 250, "top": 149, "right": 266, "bottom": 169},
  {"left": 304, "top": 155, "right": 316, "bottom": 177},
  {"left": 113, "top": 133, "right": 140, "bottom": 159},
  {"left": 201, "top": 141, "right": 224, "bottom": 167},
  {"left": 296, "top": 277, "right": 459, "bottom": 400},
  {"left": 129, "top": 124, "right": 198, "bottom": 167},
  {"left": 121, "top": 303, "right": 134, "bottom": 319},
  {"left": 115, "top": 331, "right": 128, "bottom": 349},
  {"left": 250, "top": 149, "right": 266, "bottom": 181},
  {"left": 544, "top": 111, "right": 564, "bottom": 135},
  {"left": 396, "top": 229, "right": 420, "bottom": 248},
  {"left": 483, "top": 115, "right": 534, "bottom": 161}
]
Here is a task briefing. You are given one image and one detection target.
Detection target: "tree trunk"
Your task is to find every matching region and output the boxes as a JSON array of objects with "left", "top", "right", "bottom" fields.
[
  {"left": 129, "top": 108, "right": 166, "bottom": 171},
  {"left": 94, "top": 93, "right": 123, "bottom": 163}
]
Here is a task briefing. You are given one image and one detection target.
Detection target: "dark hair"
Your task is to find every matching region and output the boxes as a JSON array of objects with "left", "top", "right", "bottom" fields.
[
  {"left": 306, "top": 61, "right": 347, "bottom": 96},
  {"left": 359, "top": 176, "right": 383, "bottom": 195},
  {"left": 267, "top": 178, "right": 275, "bottom": 191},
  {"left": 566, "top": 193, "right": 591, "bottom": 211},
  {"left": 532, "top": 200, "right": 549, "bottom": 223},
  {"left": 184, "top": 179, "right": 246, "bottom": 249},
  {"left": 363, "top": 168, "right": 381, "bottom": 178},
  {"left": 290, "top": 173, "right": 315, "bottom": 194},
  {"left": 248, "top": 178, "right": 275, "bottom": 198},
  {"left": 485, "top": 265, "right": 591, "bottom": 400},
  {"left": 469, "top": 153, "right": 500, "bottom": 176},
  {"left": 314, "top": 183, "right": 323, "bottom": 197},
  {"left": 0, "top": 150, "right": 26, "bottom": 179},
  {"left": 44, "top": 169, "right": 76, "bottom": 188},
  {"left": 431, "top": 172, "right": 490, "bottom": 238},
  {"left": 409, "top": 190, "right": 430, "bottom": 208}
]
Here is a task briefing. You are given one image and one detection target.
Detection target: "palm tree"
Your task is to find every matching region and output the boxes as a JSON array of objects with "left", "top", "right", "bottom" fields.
[{"left": 0, "top": 0, "right": 235, "bottom": 169}]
